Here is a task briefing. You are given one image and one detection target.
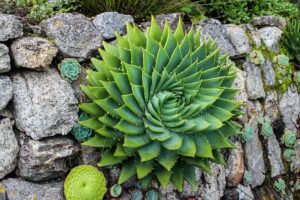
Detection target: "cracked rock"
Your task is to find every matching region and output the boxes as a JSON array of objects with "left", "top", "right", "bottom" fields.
[
  {"left": 0, "top": 14, "right": 23, "bottom": 42},
  {"left": 0, "top": 76, "right": 13, "bottom": 111},
  {"left": 258, "top": 27, "right": 282, "bottom": 52},
  {"left": 0, "top": 44, "right": 10, "bottom": 73}
]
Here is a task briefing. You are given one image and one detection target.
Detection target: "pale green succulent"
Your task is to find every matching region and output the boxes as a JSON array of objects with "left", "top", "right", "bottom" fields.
[
  {"left": 58, "top": 58, "right": 82, "bottom": 82},
  {"left": 273, "top": 54, "right": 289, "bottom": 67},
  {"left": 258, "top": 117, "right": 273, "bottom": 138},
  {"left": 274, "top": 178, "right": 286, "bottom": 191},
  {"left": 243, "top": 170, "right": 252, "bottom": 185},
  {"left": 283, "top": 148, "right": 295, "bottom": 162},
  {"left": 79, "top": 17, "right": 242, "bottom": 191},
  {"left": 110, "top": 184, "right": 122, "bottom": 197},
  {"left": 281, "top": 129, "right": 296, "bottom": 148},
  {"left": 249, "top": 50, "right": 265, "bottom": 65},
  {"left": 64, "top": 165, "right": 107, "bottom": 200},
  {"left": 242, "top": 124, "right": 254, "bottom": 142},
  {"left": 72, "top": 112, "right": 93, "bottom": 142}
]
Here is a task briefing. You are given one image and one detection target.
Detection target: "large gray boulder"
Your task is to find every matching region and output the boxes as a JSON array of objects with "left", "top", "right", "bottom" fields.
[
  {"left": 12, "top": 68, "right": 78, "bottom": 140},
  {"left": 1, "top": 178, "right": 64, "bottom": 200},
  {"left": 251, "top": 16, "right": 287, "bottom": 29},
  {"left": 11, "top": 37, "right": 58, "bottom": 71},
  {"left": 0, "top": 44, "right": 10, "bottom": 73},
  {"left": 0, "top": 118, "right": 19, "bottom": 179},
  {"left": 0, "top": 76, "right": 13, "bottom": 111},
  {"left": 0, "top": 14, "right": 23, "bottom": 42},
  {"left": 17, "top": 136, "right": 79, "bottom": 181},
  {"left": 93, "top": 12, "right": 134, "bottom": 40},
  {"left": 197, "top": 19, "right": 236, "bottom": 56},
  {"left": 258, "top": 27, "right": 282, "bottom": 52},
  {"left": 41, "top": 13, "right": 103, "bottom": 59}
]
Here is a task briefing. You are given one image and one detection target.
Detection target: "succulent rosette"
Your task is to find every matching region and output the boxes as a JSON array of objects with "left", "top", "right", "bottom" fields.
[
  {"left": 79, "top": 17, "right": 242, "bottom": 190},
  {"left": 59, "top": 58, "right": 82, "bottom": 81}
]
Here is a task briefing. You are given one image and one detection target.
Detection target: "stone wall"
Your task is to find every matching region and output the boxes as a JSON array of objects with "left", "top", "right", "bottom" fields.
[{"left": 0, "top": 12, "right": 299, "bottom": 200}]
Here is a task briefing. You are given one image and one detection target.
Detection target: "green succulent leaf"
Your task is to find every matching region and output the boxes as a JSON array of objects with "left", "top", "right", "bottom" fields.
[{"left": 79, "top": 17, "right": 241, "bottom": 190}]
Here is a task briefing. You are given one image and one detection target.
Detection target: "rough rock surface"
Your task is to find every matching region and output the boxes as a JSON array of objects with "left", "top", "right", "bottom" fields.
[
  {"left": 0, "top": 118, "right": 19, "bottom": 180},
  {"left": 244, "top": 117, "right": 265, "bottom": 188},
  {"left": 291, "top": 139, "right": 300, "bottom": 174},
  {"left": 198, "top": 164, "right": 226, "bottom": 200},
  {"left": 77, "top": 145, "right": 100, "bottom": 166},
  {"left": 251, "top": 16, "right": 287, "bottom": 29},
  {"left": 243, "top": 61, "right": 266, "bottom": 99},
  {"left": 225, "top": 25, "right": 251, "bottom": 56},
  {"left": 262, "top": 58, "right": 276, "bottom": 86},
  {"left": 0, "top": 14, "right": 23, "bottom": 42},
  {"left": 225, "top": 184, "right": 254, "bottom": 200},
  {"left": 0, "top": 183, "right": 5, "bottom": 200},
  {"left": 225, "top": 141, "right": 244, "bottom": 187},
  {"left": 17, "top": 136, "right": 79, "bottom": 181},
  {"left": 93, "top": 12, "right": 134, "bottom": 40},
  {"left": 1, "top": 178, "right": 64, "bottom": 200},
  {"left": 197, "top": 19, "right": 236, "bottom": 56},
  {"left": 279, "top": 85, "right": 300, "bottom": 132},
  {"left": 258, "top": 27, "right": 282, "bottom": 52},
  {"left": 11, "top": 37, "right": 58, "bottom": 71},
  {"left": 12, "top": 68, "right": 78, "bottom": 140},
  {"left": 0, "top": 44, "right": 10, "bottom": 73},
  {"left": 0, "top": 76, "right": 13, "bottom": 111},
  {"left": 264, "top": 91, "right": 279, "bottom": 122},
  {"left": 241, "top": 24, "right": 262, "bottom": 48},
  {"left": 267, "top": 134, "right": 285, "bottom": 177},
  {"left": 155, "top": 13, "right": 181, "bottom": 30},
  {"left": 41, "top": 13, "right": 103, "bottom": 59}
]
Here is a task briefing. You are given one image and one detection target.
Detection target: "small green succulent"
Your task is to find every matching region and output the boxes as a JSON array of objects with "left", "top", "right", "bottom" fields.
[
  {"left": 294, "top": 180, "right": 300, "bottom": 191},
  {"left": 249, "top": 50, "right": 265, "bottom": 65},
  {"left": 145, "top": 189, "right": 160, "bottom": 200},
  {"left": 257, "top": 117, "right": 273, "bottom": 138},
  {"left": 243, "top": 170, "right": 252, "bottom": 185},
  {"left": 58, "top": 58, "right": 81, "bottom": 82},
  {"left": 80, "top": 17, "right": 242, "bottom": 191},
  {"left": 131, "top": 189, "right": 143, "bottom": 200},
  {"left": 283, "top": 148, "right": 295, "bottom": 162},
  {"left": 72, "top": 112, "right": 93, "bottom": 142},
  {"left": 273, "top": 54, "right": 289, "bottom": 67},
  {"left": 242, "top": 124, "right": 254, "bottom": 142},
  {"left": 283, "top": 20, "right": 300, "bottom": 63},
  {"left": 110, "top": 184, "right": 122, "bottom": 197},
  {"left": 64, "top": 165, "right": 107, "bottom": 200},
  {"left": 281, "top": 129, "right": 297, "bottom": 148},
  {"left": 274, "top": 178, "right": 286, "bottom": 191}
]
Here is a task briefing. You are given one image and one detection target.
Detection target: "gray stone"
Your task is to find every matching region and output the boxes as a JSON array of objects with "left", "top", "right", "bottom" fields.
[
  {"left": 247, "top": 100, "right": 264, "bottom": 119},
  {"left": 267, "top": 134, "right": 285, "bottom": 177},
  {"left": 77, "top": 145, "right": 100, "bottom": 166},
  {"left": 197, "top": 19, "right": 236, "bottom": 56},
  {"left": 11, "top": 37, "right": 58, "bottom": 71},
  {"left": 198, "top": 164, "right": 226, "bottom": 200},
  {"left": 258, "top": 27, "right": 282, "bottom": 52},
  {"left": 93, "top": 12, "right": 134, "bottom": 40},
  {"left": 1, "top": 178, "right": 64, "bottom": 200},
  {"left": 264, "top": 90, "right": 279, "bottom": 122},
  {"left": 241, "top": 24, "right": 262, "bottom": 48},
  {"left": 279, "top": 85, "right": 300, "bottom": 133},
  {"left": 224, "top": 184, "right": 254, "bottom": 200},
  {"left": 262, "top": 58, "right": 276, "bottom": 86},
  {"left": 0, "top": 44, "right": 10, "bottom": 73},
  {"left": 155, "top": 13, "right": 181, "bottom": 30},
  {"left": 0, "top": 76, "right": 13, "bottom": 111},
  {"left": 291, "top": 140, "right": 300, "bottom": 174},
  {"left": 225, "top": 24, "right": 251, "bottom": 56},
  {"left": 251, "top": 16, "right": 287, "bottom": 29},
  {"left": 41, "top": 13, "right": 103, "bottom": 59},
  {"left": 244, "top": 117, "right": 265, "bottom": 188},
  {"left": 0, "top": 118, "right": 19, "bottom": 179},
  {"left": 17, "top": 136, "right": 79, "bottom": 181},
  {"left": 0, "top": 14, "right": 23, "bottom": 42},
  {"left": 12, "top": 68, "right": 78, "bottom": 140},
  {"left": 243, "top": 61, "right": 266, "bottom": 99},
  {"left": 225, "top": 141, "right": 244, "bottom": 187}
]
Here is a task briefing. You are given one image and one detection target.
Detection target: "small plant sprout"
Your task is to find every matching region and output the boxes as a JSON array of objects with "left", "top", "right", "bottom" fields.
[
  {"left": 145, "top": 189, "right": 160, "bottom": 200},
  {"left": 273, "top": 54, "right": 289, "bottom": 67},
  {"left": 283, "top": 148, "right": 296, "bottom": 162},
  {"left": 72, "top": 112, "right": 93, "bottom": 142},
  {"left": 281, "top": 129, "right": 297, "bottom": 148},
  {"left": 243, "top": 170, "right": 252, "bottom": 185},
  {"left": 242, "top": 124, "right": 254, "bottom": 142},
  {"left": 58, "top": 58, "right": 81, "bottom": 82},
  {"left": 110, "top": 184, "right": 122, "bottom": 198},
  {"left": 274, "top": 178, "right": 286, "bottom": 191},
  {"left": 257, "top": 116, "right": 273, "bottom": 138},
  {"left": 249, "top": 50, "right": 265, "bottom": 65}
]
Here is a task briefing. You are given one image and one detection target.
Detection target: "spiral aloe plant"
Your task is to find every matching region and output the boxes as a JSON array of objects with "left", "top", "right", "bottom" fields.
[
  {"left": 79, "top": 17, "right": 242, "bottom": 191},
  {"left": 283, "top": 20, "right": 300, "bottom": 63}
]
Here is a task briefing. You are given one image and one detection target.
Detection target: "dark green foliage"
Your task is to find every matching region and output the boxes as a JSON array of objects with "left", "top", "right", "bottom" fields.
[
  {"left": 283, "top": 20, "right": 300, "bottom": 63},
  {"left": 80, "top": 0, "right": 198, "bottom": 21},
  {"left": 79, "top": 17, "right": 242, "bottom": 190}
]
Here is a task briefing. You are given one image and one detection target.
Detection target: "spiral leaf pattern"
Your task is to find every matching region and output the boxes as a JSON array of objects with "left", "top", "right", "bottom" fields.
[{"left": 79, "top": 17, "right": 242, "bottom": 191}]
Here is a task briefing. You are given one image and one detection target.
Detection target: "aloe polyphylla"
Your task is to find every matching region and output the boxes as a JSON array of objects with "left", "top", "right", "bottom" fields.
[{"left": 79, "top": 17, "right": 242, "bottom": 191}]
